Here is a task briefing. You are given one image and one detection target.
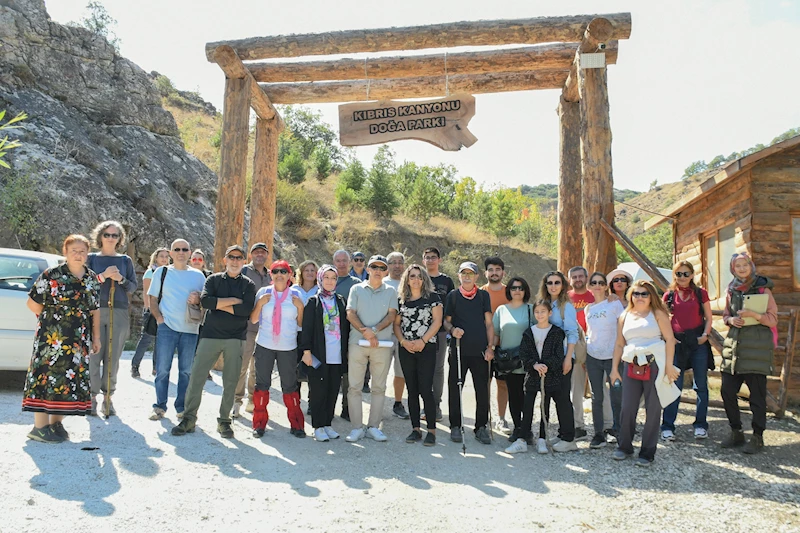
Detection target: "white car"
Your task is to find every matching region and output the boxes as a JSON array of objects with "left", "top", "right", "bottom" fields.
[{"left": 0, "top": 248, "right": 64, "bottom": 371}]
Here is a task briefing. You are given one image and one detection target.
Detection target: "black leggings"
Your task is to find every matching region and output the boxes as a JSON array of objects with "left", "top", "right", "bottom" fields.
[
  {"left": 448, "top": 352, "right": 490, "bottom": 430},
  {"left": 504, "top": 373, "right": 525, "bottom": 429},
  {"left": 721, "top": 372, "right": 767, "bottom": 436},
  {"left": 308, "top": 364, "right": 343, "bottom": 429},
  {"left": 520, "top": 369, "right": 575, "bottom": 441},
  {"left": 399, "top": 343, "right": 437, "bottom": 430}
]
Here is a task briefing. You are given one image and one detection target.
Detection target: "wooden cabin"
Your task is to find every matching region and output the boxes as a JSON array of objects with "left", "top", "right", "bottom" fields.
[{"left": 646, "top": 135, "right": 800, "bottom": 406}]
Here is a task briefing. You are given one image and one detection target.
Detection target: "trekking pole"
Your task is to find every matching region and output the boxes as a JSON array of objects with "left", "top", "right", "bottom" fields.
[
  {"left": 456, "top": 338, "right": 466, "bottom": 456},
  {"left": 540, "top": 373, "right": 550, "bottom": 453},
  {"left": 105, "top": 281, "right": 115, "bottom": 418},
  {"left": 486, "top": 358, "right": 494, "bottom": 441}
]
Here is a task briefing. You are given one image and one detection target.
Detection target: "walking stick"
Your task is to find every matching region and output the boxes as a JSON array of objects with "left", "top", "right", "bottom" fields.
[
  {"left": 105, "top": 281, "right": 115, "bottom": 418},
  {"left": 486, "top": 358, "right": 494, "bottom": 441},
  {"left": 540, "top": 373, "right": 550, "bottom": 453},
  {"left": 456, "top": 338, "right": 466, "bottom": 456}
]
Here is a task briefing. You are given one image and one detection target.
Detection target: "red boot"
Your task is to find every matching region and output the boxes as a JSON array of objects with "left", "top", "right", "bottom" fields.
[
  {"left": 284, "top": 391, "right": 305, "bottom": 437},
  {"left": 252, "top": 389, "right": 270, "bottom": 431}
]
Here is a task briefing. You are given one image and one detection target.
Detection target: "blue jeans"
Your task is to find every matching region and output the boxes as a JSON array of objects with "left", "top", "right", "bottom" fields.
[
  {"left": 131, "top": 331, "right": 157, "bottom": 369},
  {"left": 153, "top": 323, "right": 198, "bottom": 413},
  {"left": 661, "top": 342, "right": 710, "bottom": 431}
]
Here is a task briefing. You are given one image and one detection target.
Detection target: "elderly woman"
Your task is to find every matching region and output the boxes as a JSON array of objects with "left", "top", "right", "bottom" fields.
[
  {"left": 610, "top": 280, "right": 680, "bottom": 466},
  {"left": 131, "top": 247, "right": 170, "bottom": 378},
  {"left": 23, "top": 235, "right": 101, "bottom": 442},
  {"left": 720, "top": 253, "right": 777, "bottom": 454},
  {"left": 87, "top": 220, "right": 137, "bottom": 417},
  {"left": 300, "top": 265, "right": 351, "bottom": 442}
]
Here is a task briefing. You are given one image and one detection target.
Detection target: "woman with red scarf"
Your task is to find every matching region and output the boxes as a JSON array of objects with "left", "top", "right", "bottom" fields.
[
  {"left": 660, "top": 261, "right": 714, "bottom": 441},
  {"left": 249, "top": 260, "right": 306, "bottom": 438}
]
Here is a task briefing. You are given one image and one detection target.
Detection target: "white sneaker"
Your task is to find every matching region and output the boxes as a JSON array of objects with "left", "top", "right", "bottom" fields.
[
  {"left": 345, "top": 427, "right": 366, "bottom": 442},
  {"left": 232, "top": 404, "right": 241, "bottom": 418},
  {"left": 694, "top": 427, "right": 708, "bottom": 439},
  {"left": 149, "top": 408, "right": 165, "bottom": 421},
  {"left": 504, "top": 438, "right": 528, "bottom": 454},
  {"left": 494, "top": 418, "right": 512, "bottom": 435},
  {"left": 537, "top": 438, "right": 549, "bottom": 454},
  {"left": 324, "top": 426, "right": 340, "bottom": 440},
  {"left": 314, "top": 428, "right": 329, "bottom": 442},
  {"left": 552, "top": 439, "right": 578, "bottom": 453},
  {"left": 366, "top": 426, "right": 388, "bottom": 442},
  {"left": 661, "top": 429, "right": 675, "bottom": 441}
]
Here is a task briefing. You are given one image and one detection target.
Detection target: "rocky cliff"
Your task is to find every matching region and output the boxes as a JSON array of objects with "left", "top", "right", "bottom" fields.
[{"left": 0, "top": 0, "right": 218, "bottom": 265}]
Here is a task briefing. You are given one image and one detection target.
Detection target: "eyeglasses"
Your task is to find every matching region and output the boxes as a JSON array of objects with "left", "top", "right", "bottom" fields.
[
  {"left": 459, "top": 271, "right": 476, "bottom": 276},
  {"left": 509, "top": 286, "right": 524, "bottom": 291},
  {"left": 173, "top": 247, "right": 190, "bottom": 252},
  {"left": 271, "top": 268, "right": 289, "bottom": 275},
  {"left": 675, "top": 271, "right": 693, "bottom": 278},
  {"left": 369, "top": 265, "right": 388, "bottom": 271},
  {"left": 353, "top": 258, "right": 365, "bottom": 262},
  {"left": 611, "top": 277, "right": 628, "bottom": 284},
  {"left": 227, "top": 255, "right": 244, "bottom": 261},
  {"left": 422, "top": 256, "right": 438, "bottom": 261},
  {"left": 631, "top": 291, "right": 650, "bottom": 298},
  {"left": 589, "top": 280, "right": 607, "bottom": 286},
  {"left": 388, "top": 261, "right": 404, "bottom": 265},
  {"left": 408, "top": 274, "right": 423, "bottom": 280},
  {"left": 546, "top": 280, "right": 562, "bottom": 286},
  {"left": 102, "top": 233, "right": 120, "bottom": 239}
]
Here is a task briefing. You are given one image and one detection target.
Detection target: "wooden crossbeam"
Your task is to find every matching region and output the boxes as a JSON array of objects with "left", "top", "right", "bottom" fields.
[
  {"left": 563, "top": 17, "right": 615, "bottom": 102},
  {"left": 211, "top": 45, "right": 284, "bottom": 129},
  {"left": 259, "top": 70, "right": 569, "bottom": 104},
  {"left": 247, "top": 42, "right": 618, "bottom": 83},
  {"left": 206, "top": 13, "right": 632, "bottom": 61}
]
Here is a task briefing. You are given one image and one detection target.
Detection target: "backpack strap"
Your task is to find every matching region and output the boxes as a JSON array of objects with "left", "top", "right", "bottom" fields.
[{"left": 666, "top": 290, "right": 675, "bottom": 313}]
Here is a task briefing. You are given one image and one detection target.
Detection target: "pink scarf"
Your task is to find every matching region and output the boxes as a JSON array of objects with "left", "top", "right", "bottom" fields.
[{"left": 271, "top": 285, "right": 290, "bottom": 340}]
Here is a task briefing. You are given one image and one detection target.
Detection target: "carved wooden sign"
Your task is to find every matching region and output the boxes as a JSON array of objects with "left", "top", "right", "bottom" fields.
[{"left": 338, "top": 94, "right": 477, "bottom": 151}]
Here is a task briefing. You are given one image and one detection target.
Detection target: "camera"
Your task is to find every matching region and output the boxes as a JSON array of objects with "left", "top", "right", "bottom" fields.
[{"left": 597, "top": 42, "right": 607, "bottom": 50}]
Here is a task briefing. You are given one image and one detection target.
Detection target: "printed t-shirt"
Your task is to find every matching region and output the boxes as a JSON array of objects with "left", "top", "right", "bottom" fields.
[
  {"left": 585, "top": 298, "right": 625, "bottom": 360},
  {"left": 568, "top": 289, "right": 595, "bottom": 331}
]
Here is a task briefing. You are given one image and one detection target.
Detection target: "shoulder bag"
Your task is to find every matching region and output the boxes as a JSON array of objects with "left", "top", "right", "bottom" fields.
[{"left": 494, "top": 305, "right": 531, "bottom": 375}]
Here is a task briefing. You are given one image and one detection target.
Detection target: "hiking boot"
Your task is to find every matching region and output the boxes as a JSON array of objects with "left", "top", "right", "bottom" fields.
[
  {"left": 574, "top": 427, "right": 588, "bottom": 440},
  {"left": 171, "top": 419, "right": 196, "bottom": 436},
  {"left": 406, "top": 429, "right": 423, "bottom": 443},
  {"left": 50, "top": 422, "right": 70, "bottom": 441},
  {"left": 217, "top": 420, "right": 234, "bottom": 439},
  {"left": 393, "top": 402, "right": 410, "bottom": 419},
  {"left": 424, "top": 432, "right": 436, "bottom": 447},
  {"left": 475, "top": 426, "right": 491, "bottom": 445},
  {"left": 340, "top": 407, "right": 350, "bottom": 422},
  {"left": 505, "top": 438, "right": 528, "bottom": 454},
  {"left": 290, "top": 428, "right": 306, "bottom": 438},
  {"left": 253, "top": 428, "right": 265, "bottom": 438},
  {"left": 590, "top": 433, "right": 607, "bottom": 449},
  {"left": 742, "top": 434, "right": 764, "bottom": 454},
  {"left": 552, "top": 439, "right": 578, "bottom": 453},
  {"left": 661, "top": 429, "right": 675, "bottom": 442},
  {"left": 450, "top": 426, "right": 463, "bottom": 443},
  {"left": 149, "top": 408, "right": 165, "bottom": 420},
  {"left": 721, "top": 429, "right": 746, "bottom": 448},
  {"left": 131, "top": 366, "right": 140, "bottom": 378},
  {"left": 27, "top": 426, "right": 63, "bottom": 443}
]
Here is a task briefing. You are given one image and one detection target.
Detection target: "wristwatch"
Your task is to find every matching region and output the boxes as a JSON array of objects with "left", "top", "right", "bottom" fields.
[{"left": 371, "top": 326, "right": 378, "bottom": 335}]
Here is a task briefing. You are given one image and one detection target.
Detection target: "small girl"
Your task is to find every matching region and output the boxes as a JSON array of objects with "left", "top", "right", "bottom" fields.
[{"left": 505, "top": 299, "right": 576, "bottom": 454}]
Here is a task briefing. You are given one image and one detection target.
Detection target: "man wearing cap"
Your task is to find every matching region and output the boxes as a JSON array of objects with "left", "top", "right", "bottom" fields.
[
  {"left": 349, "top": 251, "right": 369, "bottom": 281},
  {"left": 444, "top": 261, "right": 494, "bottom": 445},
  {"left": 233, "top": 243, "right": 272, "bottom": 417},
  {"left": 344, "top": 255, "right": 399, "bottom": 442},
  {"left": 172, "top": 245, "right": 256, "bottom": 439}
]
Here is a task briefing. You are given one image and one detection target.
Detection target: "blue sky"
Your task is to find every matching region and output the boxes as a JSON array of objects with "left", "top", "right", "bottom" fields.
[{"left": 46, "top": 0, "right": 800, "bottom": 192}]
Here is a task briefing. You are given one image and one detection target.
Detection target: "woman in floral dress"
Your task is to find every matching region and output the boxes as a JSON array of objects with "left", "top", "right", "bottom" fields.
[{"left": 22, "top": 234, "right": 101, "bottom": 443}]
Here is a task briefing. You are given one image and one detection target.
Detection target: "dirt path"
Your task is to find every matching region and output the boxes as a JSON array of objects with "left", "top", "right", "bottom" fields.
[{"left": 2, "top": 352, "right": 799, "bottom": 533}]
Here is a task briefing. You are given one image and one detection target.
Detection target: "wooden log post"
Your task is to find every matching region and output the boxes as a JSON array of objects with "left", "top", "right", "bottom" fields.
[
  {"left": 249, "top": 118, "right": 279, "bottom": 265},
  {"left": 578, "top": 19, "right": 617, "bottom": 275},
  {"left": 213, "top": 77, "right": 251, "bottom": 271},
  {"left": 557, "top": 95, "right": 583, "bottom": 273}
]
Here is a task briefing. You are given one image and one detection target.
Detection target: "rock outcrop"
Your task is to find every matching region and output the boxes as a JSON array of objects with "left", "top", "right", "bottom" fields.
[{"left": 0, "top": 0, "right": 218, "bottom": 265}]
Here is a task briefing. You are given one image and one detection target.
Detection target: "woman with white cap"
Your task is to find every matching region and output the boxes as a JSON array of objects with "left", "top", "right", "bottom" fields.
[{"left": 607, "top": 268, "right": 633, "bottom": 307}]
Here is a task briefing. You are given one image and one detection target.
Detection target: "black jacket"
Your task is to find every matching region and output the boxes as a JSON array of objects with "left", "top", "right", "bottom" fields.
[
  {"left": 519, "top": 325, "right": 566, "bottom": 393},
  {"left": 299, "top": 294, "right": 350, "bottom": 369}
]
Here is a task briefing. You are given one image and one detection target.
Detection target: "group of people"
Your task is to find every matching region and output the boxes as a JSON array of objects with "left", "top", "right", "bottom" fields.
[{"left": 21, "top": 226, "right": 778, "bottom": 462}]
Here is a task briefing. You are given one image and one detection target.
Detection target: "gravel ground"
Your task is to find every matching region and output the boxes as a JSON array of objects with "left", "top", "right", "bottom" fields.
[{"left": 2, "top": 351, "right": 799, "bottom": 533}]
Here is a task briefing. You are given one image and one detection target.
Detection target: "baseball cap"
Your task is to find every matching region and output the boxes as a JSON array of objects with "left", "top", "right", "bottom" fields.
[
  {"left": 368, "top": 255, "right": 388, "bottom": 267},
  {"left": 250, "top": 242, "right": 268, "bottom": 253},
  {"left": 353, "top": 251, "right": 366, "bottom": 259},
  {"left": 225, "top": 245, "right": 246, "bottom": 257},
  {"left": 458, "top": 261, "right": 479, "bottom": 274}
]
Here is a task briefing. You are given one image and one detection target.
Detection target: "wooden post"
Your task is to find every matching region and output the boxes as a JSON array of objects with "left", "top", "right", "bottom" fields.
[
  {"left": 249, "top": 118, "right": 279, "bottom": 265},
  {"left": 578, "top": 63, "right": 616, "bottom": 274},
  {"left": 777, "top": 308, "right": 798, "bottom": 418},
  {"left": 213, "top": 77, "right": 251, "bottom": 271},
  {"left": 557, "top": 95, "right": 582, "bottom": 273}
]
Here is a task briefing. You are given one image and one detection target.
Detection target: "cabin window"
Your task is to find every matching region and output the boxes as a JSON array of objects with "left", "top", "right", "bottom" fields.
[
  {"left": 703, "top": 222, "right": 736, "bottom": 300},
  {"left": 793, "top": 215, "right": 800, "bottom": 289}
]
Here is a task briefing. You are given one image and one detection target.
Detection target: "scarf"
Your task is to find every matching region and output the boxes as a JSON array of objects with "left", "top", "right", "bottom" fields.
[
  {"left": 728, "top": 253, "right": 757, "bottom": 293},
  {"left": 317, "top": 264, "right": 338, "bottom": 299},
  {"left": 270, "top": 285, "right": 290, "bottom": 340},
  {"left": 459, "top": 284, "right": 478, "bottom": 300}
]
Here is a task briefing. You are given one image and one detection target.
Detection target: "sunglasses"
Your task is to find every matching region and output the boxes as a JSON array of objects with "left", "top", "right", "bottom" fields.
[
  {"left": 102, "top": 233, "right": 120, "bottom": 239},
  {"left": 227, "top": 255, "right": 244, "bottom": 261},
  {"left": 191, "top": 257, "right": 203, "bottom": 261},
  {"left": 589, "top": 280, "right": 607, "bottom": 286},
  {"left": 271, "top": 268, "right": 289, "bottom": 275},
  {"left": 509, "top": 286, "right": 524, "bottom": 291},
  {"left": 353, "top": 258, "right": 365, "bottom": 262},
  {"left": 611, "top": 277, "right": 629, "bottom": 283},
  {"left": 675, "top": 271, "right": 693, "bottom": 278},
  {"left": 631, "top": 291, "right": 650, "bottom": 298},
  {"left": 173, "top": 247, "right": 190, "bottom": 252},
  {"left": 546, "top": 280, "right": 562, "bottom": 286},
  {"left": 408, "top": 274, "right": 423, "bottom": 280},
  {"left": 369, "top": 265, "right": 388, "bottom": 271}
]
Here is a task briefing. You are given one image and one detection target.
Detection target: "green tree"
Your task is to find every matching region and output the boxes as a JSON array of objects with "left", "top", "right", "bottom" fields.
[
  {"left": 468, "top": 187, "right": 492, "bottom": 229},
  {"left": 79, "top": 1, "right": 121, "bottom": 51},
  {"left": 281, "top": 106, "right": 345, "bottom": 170},
  {"left": 362, "top": 146, "right": 399, "bottom": 217},
  {"left": 450, "top": 176, "right": 476, "bottom": 220},
  {"left": 682, "top": 160, "right": 707, "bottom": 180},
  {"left": 394, "top": 161, "right": 423, "bottom": 200},
  {"left": 310, "top": 145, "right": 332, "bottom": 181},
  {"left": 338, "top": 159, "right": 367, "bottom": 192},
  {"left": 633, "top": 224, "right": 674, "bottom": 269},
  {"left": 708, "top": 154, "right": 726, "bottom": 169},
  {"left": 489, "top": 189, "right": 518, "bottom": 245},
  {"left": 405, "top": 175, "right": 441, "bottom": 220},
  {"left": 277, "top": 147, "right": 306, "bottom": 184},
  {"left": 770, "top": 127, "right": 800, "bottom": 145}
]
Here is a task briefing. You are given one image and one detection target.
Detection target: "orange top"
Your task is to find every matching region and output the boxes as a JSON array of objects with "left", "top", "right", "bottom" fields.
[{"left": 480, "top": 283, "right": 510, "bottom": 313}]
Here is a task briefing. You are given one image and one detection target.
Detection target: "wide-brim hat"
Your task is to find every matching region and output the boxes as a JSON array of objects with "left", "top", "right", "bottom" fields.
[{"left": 606, "top": 268, "right": 633, "bottom": 285}]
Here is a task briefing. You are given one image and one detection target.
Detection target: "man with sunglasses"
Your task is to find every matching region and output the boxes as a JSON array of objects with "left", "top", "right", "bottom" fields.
[
  {"left": 172, "top": 245, "right": 256, "bottom": 438},
  {"left": 344, "top": 255, "right": 399, "bottom": 442},
  {"left": 147, "top": 239, "right": 208, "bottom": 421},
  {"left": 349, "top": 251, "right": 369, "bottom": 281}
]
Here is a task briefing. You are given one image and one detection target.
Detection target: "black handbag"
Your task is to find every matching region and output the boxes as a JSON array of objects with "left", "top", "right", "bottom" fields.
[
  {"left": 142, "top": 267, "right": 168, "bottom": 336},
  {"left": 494, "top": 304, "right": 531, "bottom": 376}
]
